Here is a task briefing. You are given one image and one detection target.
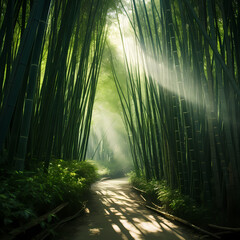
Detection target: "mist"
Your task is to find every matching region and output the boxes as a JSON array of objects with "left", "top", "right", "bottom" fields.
[{"left": 86, "top": 14, "right": 133, "bottom": 177}]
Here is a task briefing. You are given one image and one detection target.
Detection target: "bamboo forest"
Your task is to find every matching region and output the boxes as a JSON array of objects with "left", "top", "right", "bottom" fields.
[{"left": 0, "top": 0, "right": 240, "bottom": 239}]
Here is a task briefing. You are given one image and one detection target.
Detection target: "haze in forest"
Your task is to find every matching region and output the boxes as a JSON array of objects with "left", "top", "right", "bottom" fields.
[
  {"left": 86, "top": 12, "right": 133, "bottom": 177},
  {"left": 1, "top": 1, "right": 240, "bottom": 236}
]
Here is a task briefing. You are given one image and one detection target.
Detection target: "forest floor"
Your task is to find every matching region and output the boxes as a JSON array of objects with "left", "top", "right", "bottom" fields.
[{"left": 54, "top": 178, "right": 207, "bottom": 240}]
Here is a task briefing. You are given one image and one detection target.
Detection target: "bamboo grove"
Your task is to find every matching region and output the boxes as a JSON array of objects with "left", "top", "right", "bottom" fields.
[
  {"left": 0, "top": 0, "right": 115, "bottom": 171},
  {"left": 113, "top": 0, "right": 240, "bottom": 222},
  {"left": 1, "top": 0, "right": 240, "bottom": 225}
]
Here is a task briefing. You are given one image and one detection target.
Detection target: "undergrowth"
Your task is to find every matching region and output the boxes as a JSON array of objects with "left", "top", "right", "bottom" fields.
[
  {"left": 0, "top": 160, "right": 98, "bottom": 234},
  {"left": 128, "top": 171, "right": 210, "bottom": 225},
  {"left": 90, "top": 159, "right": 131, "bottom": 179}
]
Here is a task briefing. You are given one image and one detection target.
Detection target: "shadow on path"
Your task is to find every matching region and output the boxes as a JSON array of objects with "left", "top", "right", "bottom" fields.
[{"left": 55, "top": 178, "right": 200, "bottom": 240}]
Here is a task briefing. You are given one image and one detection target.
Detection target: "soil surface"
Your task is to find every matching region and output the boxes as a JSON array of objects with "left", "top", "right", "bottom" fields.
[{"left": 55, "top": 178, "right": 203, "bottom": 240}]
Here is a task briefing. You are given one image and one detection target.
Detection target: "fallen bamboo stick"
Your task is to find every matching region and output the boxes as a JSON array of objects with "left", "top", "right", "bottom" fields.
[
  {"left": 146, "top": 205, "right": 221, "bottom": 239},
  {"left": 140, "top": 194, "right": 146, "bottom": 202},
  {"left": 152, "top": 202, "right": 164, "bottom": 210},
  {"left": 208, "top": 224, "right": 240, "bottom": 232},
  {"left": 132, "top": 186, "right": 146, "bottom": 193},
  {"left": 9, "top": 202, "right": 69, "bottom": 238},
  {"left": 34, "top": 202, "right": 87, "bottom": 240}
]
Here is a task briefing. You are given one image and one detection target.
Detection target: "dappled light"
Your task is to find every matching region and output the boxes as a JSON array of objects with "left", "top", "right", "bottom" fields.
[
  {"left": 0, "top": 0, "right": 240, "bottom": 238},
  {"left": 56, "top": 178, "right": 197, "bottom": 240},
  {"left": 94, "top": 180, "right": 187, "bottom": 239}
]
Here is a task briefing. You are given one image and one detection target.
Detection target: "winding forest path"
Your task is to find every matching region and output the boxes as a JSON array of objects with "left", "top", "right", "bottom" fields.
[{"left": 56, "top": 178, "right": 201, "bottom": 240}]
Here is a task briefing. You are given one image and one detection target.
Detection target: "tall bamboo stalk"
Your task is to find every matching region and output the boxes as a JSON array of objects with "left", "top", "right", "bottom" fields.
[{"left": 113, "top": 0, "right": 240, "bottom": 223}]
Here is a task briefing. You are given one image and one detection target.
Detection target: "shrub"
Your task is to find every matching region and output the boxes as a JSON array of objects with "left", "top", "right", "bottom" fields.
[
  {"left": 0, "top": 160, "right": 98, "bottom": 233},
  {"left": 128, "top": 171, "right": 208, "bottom": 224},
  {"left": 91, "top": 159, "right": 131, "bottom": 179}
]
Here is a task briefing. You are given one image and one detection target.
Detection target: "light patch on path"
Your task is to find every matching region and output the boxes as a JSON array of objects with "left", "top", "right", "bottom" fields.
[{"left": 55, "top": 178, "right": 200, "bottom": 240}]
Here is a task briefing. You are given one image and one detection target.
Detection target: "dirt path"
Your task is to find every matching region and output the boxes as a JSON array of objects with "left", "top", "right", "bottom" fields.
[{"left": 55, "top": 178, "right": 201, "bottom": 240}]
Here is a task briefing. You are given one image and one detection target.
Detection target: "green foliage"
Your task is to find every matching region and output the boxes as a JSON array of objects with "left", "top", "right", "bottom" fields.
[
  {"left": 0, "top": 160, "right": 98, "bottom": 232},
  {"left": 129, "top": 171, "right": 208, "bottom": 224},
  {"left": 114, "top": 0, "right": 240, "bottom": 225},
  {"left": 157, "top": 186, "right": 208, "bottom": 223},
  {"left": 104, "top": 160, "right": 129, "bottom": 178},
  {"left": 128, "top": 171, "right": 158, "bottom": 197},
  {"left": 92, "top": 159, "right": 132, "bottom": 179},
  {"left": 49, "top": 159, "right": 98, "bottom": 187},
  {"left": 0, "top": 0, "right": 111, "bottom": 171}
]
